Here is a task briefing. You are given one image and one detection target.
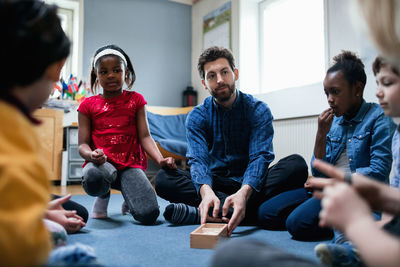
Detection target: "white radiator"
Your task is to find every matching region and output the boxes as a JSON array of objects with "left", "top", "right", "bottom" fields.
[
  {"left": 272, "top": 115, "right": 318, "bottom": 171},
  {"left": 271, "top": 116, "right": 399, "bottom": 177}
]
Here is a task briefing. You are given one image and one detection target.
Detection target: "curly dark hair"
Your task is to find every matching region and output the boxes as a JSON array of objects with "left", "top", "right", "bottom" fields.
[
  {"left": 197, "top": 46, "right": 235, "bottom": 79},
  {"left": 372, "top": 56, "right": 400, "bottom": 76},
  {"left": 327, "top": 50, "right": 367, "bottom": 87},
  {"left": 1, "top": 0, "right": 70, "bottom": 94},
  {"left": 89, "top": 44, "right": 136, "bottom": 93}
]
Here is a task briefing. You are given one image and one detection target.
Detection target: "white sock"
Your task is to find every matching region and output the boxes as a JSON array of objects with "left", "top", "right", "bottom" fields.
[
  {"left": 92, "top": 196, "right": 110, "bottom": 219},
  {"left": 121, "top": 201, "right": 130, "bottom": 215}
]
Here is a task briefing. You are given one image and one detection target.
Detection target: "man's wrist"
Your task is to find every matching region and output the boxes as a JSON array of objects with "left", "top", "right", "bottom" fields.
[
  {"left": 239, "top": 184, "right": 253, "bottom": 200},
  {"left": 199, "top": 184, "right": 213, "bottom": 198}
]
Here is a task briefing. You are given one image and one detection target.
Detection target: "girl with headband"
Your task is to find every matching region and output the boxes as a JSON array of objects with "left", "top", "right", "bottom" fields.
[{"left": 78, "top": 44, "right": 176, "bottom": 225}]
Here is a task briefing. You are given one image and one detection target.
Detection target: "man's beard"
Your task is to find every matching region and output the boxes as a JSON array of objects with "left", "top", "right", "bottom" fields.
[{"left": 211, "top": 82, "right": 235, "bottom": 103}]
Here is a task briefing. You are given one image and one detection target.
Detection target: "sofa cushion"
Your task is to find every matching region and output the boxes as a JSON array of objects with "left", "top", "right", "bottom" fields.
[{"left": 146, "top": 111, "right": 188, "bottom": 157}]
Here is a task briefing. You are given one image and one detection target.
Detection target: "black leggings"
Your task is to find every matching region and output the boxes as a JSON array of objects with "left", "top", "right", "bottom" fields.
[{"left": 155, "top": 154, "right": 308, "bottom": 223}]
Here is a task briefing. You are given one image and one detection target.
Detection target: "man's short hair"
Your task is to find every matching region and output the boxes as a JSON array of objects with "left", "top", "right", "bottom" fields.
[{"left": 197, "top": 46, "right": 236, "bottom": 79}]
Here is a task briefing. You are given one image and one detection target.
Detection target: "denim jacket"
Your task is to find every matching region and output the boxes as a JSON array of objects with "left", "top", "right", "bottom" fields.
[
  {"left": 391, "top": 126, "right": 400, "bottom": 188},
  {"left": 311, "top": 100, "right": 395, "bottom": 183},
  {"left": 186, "top": 90, "right": 275, "bottom": 193}
]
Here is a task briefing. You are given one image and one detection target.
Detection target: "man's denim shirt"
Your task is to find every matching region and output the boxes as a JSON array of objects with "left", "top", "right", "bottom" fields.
[
  {"left": 186, "top": 90, "right": 275, "bottom": 193},
  {"left": 311, "top": 100, "right": 396, "bottom": 183}
]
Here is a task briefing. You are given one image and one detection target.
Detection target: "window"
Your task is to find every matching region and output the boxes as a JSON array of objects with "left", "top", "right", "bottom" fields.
[
  {"left": 44, "top": 0, "right": 82, "bottom": 80},
  {"left": 259, "top": 0, "right": 325, "bottom": 93}
]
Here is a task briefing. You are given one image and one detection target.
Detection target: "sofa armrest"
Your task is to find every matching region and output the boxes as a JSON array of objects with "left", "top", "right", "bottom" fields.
[{"left": 146, "top": 106, "right": 194, "bottom": 115}]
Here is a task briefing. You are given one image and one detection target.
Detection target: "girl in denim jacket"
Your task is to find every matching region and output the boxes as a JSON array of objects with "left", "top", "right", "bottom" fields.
[{"left": 258, "top": 51, "right": 396, "bottom": 241}]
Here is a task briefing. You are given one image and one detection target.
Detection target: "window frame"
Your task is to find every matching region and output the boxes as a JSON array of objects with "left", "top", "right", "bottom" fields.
[
  {"left": 44, "top": 0, "right": 83, "bottom": 79},
  {"left": 258, "top": 0, "right": 329, "bottom": 94}
]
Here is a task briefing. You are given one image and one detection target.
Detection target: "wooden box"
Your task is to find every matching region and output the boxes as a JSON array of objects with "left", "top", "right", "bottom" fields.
[{"left": 190, "top": 223, "right": 228, "bottom": 249}]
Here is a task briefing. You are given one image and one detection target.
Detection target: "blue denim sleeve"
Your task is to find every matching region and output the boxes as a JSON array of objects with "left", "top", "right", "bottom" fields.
[
  {"left": 356, "top": 114, "right": 396, "bottom": 183},
  {"left": 186, "top": 108, "right": 213, "bottom": 193},
  {"left": 242, "top": 102, "right": 275, "bottom": 192},
  {"left": 310, "top": 155, "right": 324, "bottom": 177},
  {"left": 311, "top": 154, "right": 332, "bottom": 177},
  {"left": 391, "top": 130, "right": 400, "bottom": 188}
]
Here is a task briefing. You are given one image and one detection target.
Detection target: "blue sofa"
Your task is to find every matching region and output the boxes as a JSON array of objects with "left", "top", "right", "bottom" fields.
[
  {"left": 147, "top": 111, "right": 188, "bottom": 159},
  {"left": 146, "top": 106, "right": 194, "bottom": 162}
]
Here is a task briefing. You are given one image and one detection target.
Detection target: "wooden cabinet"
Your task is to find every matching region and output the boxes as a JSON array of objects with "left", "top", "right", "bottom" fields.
[{"left": 33, "top": 108, "right": 64, "bottom": 181}]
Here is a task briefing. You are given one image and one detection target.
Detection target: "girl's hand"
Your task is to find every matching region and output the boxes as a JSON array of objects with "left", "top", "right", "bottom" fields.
[
  {"left": 159, "top": 157, "right": 177, "bottom": 169},
  {"left": 48, "top": 194, "right": 71, "bottom": 210},
  {"left": 317, "top": 108, "right": 334, "bottom": 136},
  {"left": 319, "top": 182, "right": 372, "bottom": 233},
  {"left": 312, "top": 159, "right": 396, "bottom": 213},
  {"left": 46, "top": 209, "right": 86, "bottom": 234},
  {"left": 90, "top": 148, "right": 107, "bottom": 165},
  {"left": 46, "top": 194, "right": 86, "bottom": 233}
]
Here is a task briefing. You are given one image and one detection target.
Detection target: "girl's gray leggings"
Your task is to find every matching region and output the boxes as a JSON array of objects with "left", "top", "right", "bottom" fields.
[{"left": 82, "top": 162, "right": 159, "bottom": 224}]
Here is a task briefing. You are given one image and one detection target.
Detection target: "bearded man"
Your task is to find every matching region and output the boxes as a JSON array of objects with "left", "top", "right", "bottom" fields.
[{"left": 155, "top": 46, "right": 308, "bottom": 236}]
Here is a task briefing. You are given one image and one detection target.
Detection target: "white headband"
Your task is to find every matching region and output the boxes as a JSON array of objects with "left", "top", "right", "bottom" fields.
[{"left": 93, "top": 48, "right": 127, "bottom": 68}]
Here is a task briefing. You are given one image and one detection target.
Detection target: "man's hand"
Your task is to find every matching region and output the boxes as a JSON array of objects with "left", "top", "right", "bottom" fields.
[
  {"left": 199, "top": 184, "right": 222, "bottom": 224},
  {"left": 222, "top": 185, "right": 253, "bottom": 236}
]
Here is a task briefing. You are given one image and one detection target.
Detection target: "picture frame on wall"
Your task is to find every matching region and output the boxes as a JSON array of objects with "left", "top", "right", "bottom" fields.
[{"left": 202, "top": 1, "right": 231, "bottom": 50}]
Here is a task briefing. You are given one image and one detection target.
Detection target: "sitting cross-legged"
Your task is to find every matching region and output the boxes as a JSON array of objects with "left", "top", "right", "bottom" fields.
[
  {"left": 155, "top": 46, "right": 308, "bottom": 236},
  {"left": 257, "top": 51, "right": 396, "bottom": 241}
]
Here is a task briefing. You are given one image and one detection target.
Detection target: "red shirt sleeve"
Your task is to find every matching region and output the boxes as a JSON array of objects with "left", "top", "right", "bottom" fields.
[
  {"left": 133, "top": 92, "right": 147, "bottom": 111},
  {"left": 77, "top": 96, "right": 92, "bottom": 118}
]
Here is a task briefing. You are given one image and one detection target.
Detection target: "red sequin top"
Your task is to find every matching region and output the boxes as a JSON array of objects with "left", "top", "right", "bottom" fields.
[{"left": 78, "top": 90, "right": 147, "bottom": 171}]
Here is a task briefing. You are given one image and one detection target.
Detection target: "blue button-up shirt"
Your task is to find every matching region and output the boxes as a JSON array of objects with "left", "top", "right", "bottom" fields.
[
  {"left": 311, "top": 100, "right": 396, "bottom": 183},
  {"left": 186, "top": 90, "right": 275, "bottom": 193}
]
